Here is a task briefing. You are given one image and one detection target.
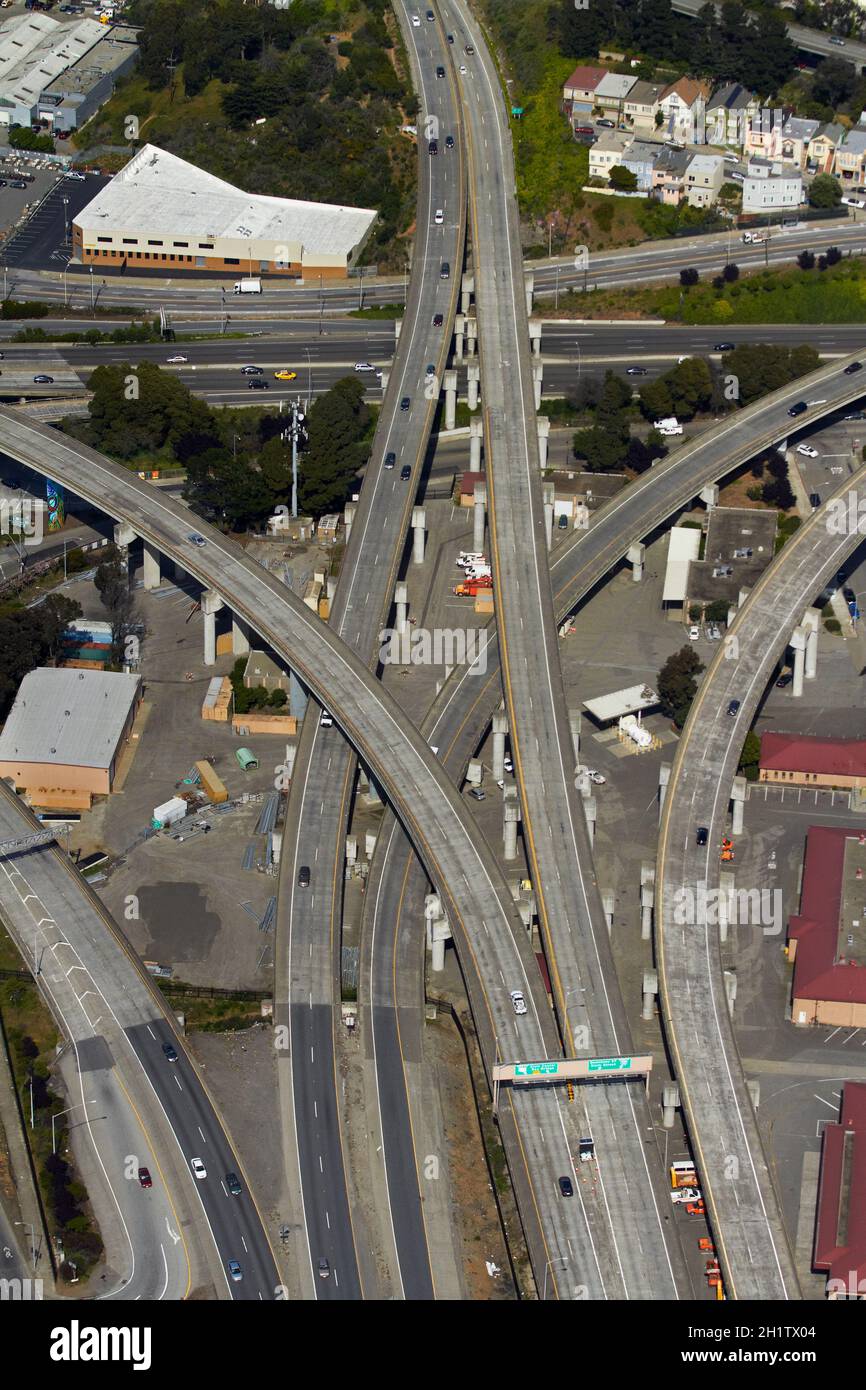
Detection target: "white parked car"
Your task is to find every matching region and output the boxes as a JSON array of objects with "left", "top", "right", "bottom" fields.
[
  {"left": 585, "top": 770, "right": 606, "bottom": 786},
  {"left": 434, "top": 208, "right": 444, "bottom": 225},
  {"left": 354, "top": 361, "right": 376, "bottom": 372},
  {"left": 64, "top": 171, "right": 86, "bottom": 181},
  {"left": 510, "top": 990, "right": 527, "bottom": 1016},
  {"left": 191, "top": 1158, "right": 207, "bottom": 1180},
  {"left": 707, "top": 624, "right": 722, "bottom": 641},
  {"left": 411, "top": 13, "right": 420, "bottom": 24},
  {"left": 503, "top": 755, "right": 513, "bottom": 774},
  {"left": 796, "top": 443, "right": 818, "bottom": 458},
  {"left": 688, "top": 625, "right": 701, "bottom": 640},
  {"left": 166, "top": 354, "right": 188, "bottom": 364}
]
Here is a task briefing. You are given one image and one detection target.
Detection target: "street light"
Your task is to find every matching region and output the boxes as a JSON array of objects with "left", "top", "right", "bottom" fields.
[
  {"left": 304, "top": 346, "right": 312, "bottom": 402},
  {"left": 543, "top": 1256, "right": 568, "bottom": 1300},
  {"left": 51, "top": 1104, "right": 83, "bottom": 1155},
  {"left": 14, "top": 1221, "right": 37, "bottom": 1267},
  {"left": 89, "top": 265, "right": 94, "bottom": 311}
]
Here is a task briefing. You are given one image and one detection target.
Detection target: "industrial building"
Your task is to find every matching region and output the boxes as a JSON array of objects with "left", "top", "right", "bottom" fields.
[
  {"left": 684, "top": 507, "right": 777, "bottom": 608},
  {"left": 72, "top": 144, "right": 378, "bottom": 278},
  {"left": 0, "top": 12, "right": 138, "bottom": 133},
  {"left": 760, "top": 732, "right": 866, "bottom": 791},
  {"left": 813, "top": 1081, "right": 866, "bottom": 1297},
  {"left": 787, "top": 825, "right": 866, "bottom": 1028},
  {"left": 0, "top": 667, "right": 141, "bottom": 807}
]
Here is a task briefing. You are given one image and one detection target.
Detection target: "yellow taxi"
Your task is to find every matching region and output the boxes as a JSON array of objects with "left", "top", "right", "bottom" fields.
[{"left": 273, "top": 370, "right": 298, "bottom": 381}]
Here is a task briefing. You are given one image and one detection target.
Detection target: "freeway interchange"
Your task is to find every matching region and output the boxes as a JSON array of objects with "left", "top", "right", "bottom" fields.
[{"left": 3, "top": 2, "right": 866, "bottom": 1314}]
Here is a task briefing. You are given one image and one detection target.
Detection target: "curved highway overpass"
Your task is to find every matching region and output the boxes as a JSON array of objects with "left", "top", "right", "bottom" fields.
[{"left": 656, "top": 462, "right": 866, "bottom": 1299}]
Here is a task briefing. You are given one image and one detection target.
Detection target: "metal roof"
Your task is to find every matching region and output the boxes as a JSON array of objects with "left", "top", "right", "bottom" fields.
[
  {"left": 662, "top": 525, "right": 702, "bottom": 604},
  {"left": 583, "top": 684, "right": 659, "bottom": 724},
  {"left": 75, "top": 144, "right": 377, "bottom": 262},
  {"left": 0, "top": 13, "right": 106, "bottom": 105},
  {"left": 0, "top": 667, "right": 140, "bottom": 769}
]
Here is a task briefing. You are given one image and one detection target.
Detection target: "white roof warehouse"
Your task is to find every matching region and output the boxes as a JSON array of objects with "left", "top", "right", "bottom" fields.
[
  {"left": 0, "top": 668, "right": 141, "bottom": 807},
  {"left": 72, "top": 144, "right": 378, "bottom": 280}
]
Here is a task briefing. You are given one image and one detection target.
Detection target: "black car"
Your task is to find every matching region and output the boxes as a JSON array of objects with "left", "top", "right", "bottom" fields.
[
  {"left": 440, "top": 261, "right": 450, "bottom": 279},
  {"left": 384, "top": 451, "right": 396, "bottom": 469},
  {"left": 225, "top": 1172, "right": 242, "bottom": 1196},
  {"left": 162, "top": 1042, "right": 178, "bottom": 1062},
  {"left": 445, "top": 135, "right": 455, "bottom": 149},
  {"left": 713, "top": 342, "right": 735, "bottom": 352},
  {"left": 844, "top": 361, "right": 863, "bottom": 375},
  {"left": 727, "top": 699, "right": 741, "bottom": 716},
  {"left": 696, "top": 826, "right": 709, "bottom": 847},
  {"left": 775, "top": 672, "right": 793, "bottom": 688},
  {"left": 788, "top": 401, "right": 807, "bottom": 417},
  {"left": 809, "top": 492, "right": 821, "bottom": 508},
  {"left": 400, "top": 464, "right": 411, "bottom": 480},
  {"left": 400, "top": 396, "right": 410, "bottom": 410},
  {"left": 436, "top": 65, "right": 445, "bottom": 78},
  {"left": 298, "top": 865, "right": 311, "bottom": 887},
  {"left": 465, "top": 44, "right": 474, "bottom": 54},
  {"left": 558, "top": 1176, "right": 574, "bottom": 1197},
  {"left": 248, "top": 379, "right": 269, "bottom": 389},
  {"left": 428, "top": 139, "right": 438, "bottom": 155},
  {"left": 432, "top": 313, "right": 443, "bottom": 326},
  {"left": 844, "top": 586, "right": 856, "bottom": 603},
  {"left": 240, "top": 365, "right": 263, "bottom": 374},
  {"left": 626, "top": 366, "right": 647, "bottom": 376},
  {"left": 33, "top": 375, "right": 54, "bottom": 384},
  {"left": 447, "top": 32, "right": 454, "bottom": 42}
]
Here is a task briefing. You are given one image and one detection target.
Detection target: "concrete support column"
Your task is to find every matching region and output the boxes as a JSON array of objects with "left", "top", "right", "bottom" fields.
[
  {"left": 394, "top": 581, "right": 409, "bottom": 636},
  {"left": 394, "top": 319, "right": 401, "bottom": 347},
  {"left": 603, "top": 891, "right": 615, "bottom": 935},
  {"left": 532, "top": 362, "right": 543, "bottom": 410},
  {"left": 641, "top": 884, "right": 654, "bottom": 942},
  {"left": 642, "top": 969, "right": 658, "bottom": 1022},
  {"left": 467, "top": 364, "right": 480, "bottom": 411},
  {"left": 142, "top": 541, "right": 161, "bottom": 590},
  {"left": 460, "top": 273, "right": 474, "bottom": 315},
  {"left": 658, "top": 763, "right": 671, "bottom": 822},
  {"left": 343, "top": 504, "right": 355, "bottom": 544},
  {"left": 231, "top": 616, "right": 250, "bottom": 657},
  {"left": 345, "top": 835, "right": 357, "bottom": 867},
  {"left": 803, "top": 606, "right": 821, "bottom": 680},
  {"left": 628, "top": 541, "right": 645, "bottom": 582},
  {"left": 289, "top": 671, "right": 308, "bottom": 721},
  {"left": 719, "top": 871, "right": 735, "bottom": 945},
  {"left": 284, "top": 743, "right": 297, "bottom": 781},
  {"left": 465, "top": 316, "right": 477, "bottom": 358},
  {"left": 529, "top": 321, "right": 542, "bottom": 357},
  {"left": 364, "top": 772, "right": 383, "bottom": 807},
  {"left": 747, "top": 1079, "right": 760, "bottom": 1111},
  {"left": 113, "top": 521, "right": 136, "bottom": 550},
  {"left": 412, "top": 507, "right": 426, "bottom": 565},
  {"left": 537, "top": 414, "right": 550, "bottom": 471},
  {"left": 583, "top": 794, "right": 596, "bottom": 846},
  {"left": 492, "top": 712, "right": 508, "bottom": 781},
  {"left": 569, "top": 710, "right": 581, "bottom": 769},
  {"left": 724, "top": 969, "right": 737, "bottom": 1015},
  {"left": 700, "top": 483, "right": 719, "bottom": 509},
  {"left": 524, "top": 271, "right": 534, "bottom": 316},
  {"left": 791, "top": 625, "right": 808, "bottom": 698},
  {"left": 469, "top": 416, "right": 484, "bottom": 470},
  {"left": 737, "top": 587, "right": 750, "bottom": 609},
  {"left": 473, "top": 483, "right": 487, "bottom": 553},
  {"left": 731, "top": 775, "right": 747, "bottom": 835},
  {"left": 444, "top": 369, "right": 458, "bottom": 431},
  {"left": 201, "top": 590, "right": 223, "bottom": 666},
  {"left": 380, "top": 368, "right": 389, "bottom": 396},
  {"left": 454, "top": 312, "right": 465, "bottom": 362},
  {"left": 661, "top": 1083, "right": 680, "bottom": 1129},
  {"left": 504, "top": 802, "right": 520, "bottom": 861},
  {"left": 543, "top": 482, "right": 555, "bottom": 550},
  {"left": 327, "top": 577, "right": 337, "bottom": 603}
]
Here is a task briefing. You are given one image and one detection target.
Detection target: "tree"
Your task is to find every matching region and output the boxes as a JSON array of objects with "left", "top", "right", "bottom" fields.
[
  {"left": 812, "top": 56, "right": 857, "bottom": 108},
  {"left": 722, "top": 262, "right": 739, "bottom": 283},
  {"left": 299, "top": 376, "right": 370, "bottom": 516},
  {"left": 9, "top": 127, "right": 54, "bottom": 153},
  {"left": 680, "top": 267, "right": 700, "bottom": 287},
  {"left": 825, "top": 244, "right": 843, "bottom": 265},
  {"left": 94, "top": 555, "right": 139, "bottom": 661},
  {"left": 571, "top": 425, "right": 628, "bottom": 472},
  {"left": 639, "top": 378, "right": 674, "bottom": 420},
  {"left": 658, "top": 645, "right": 704, "bottom": 728},
  {"left": 705, "top": 599, "right": 729, "bottom": 623},
  {"left": 609, "top": 164, "right": 638, "bottom": 192},
  {"left": 738, "top": 730, "right": 761, "bottom": 781},
  {"left": 762, "top": 473, "right": 795, "bottom": 510},
  {"left": 808, "top": 173, "right": 842, "bottom": 209}
]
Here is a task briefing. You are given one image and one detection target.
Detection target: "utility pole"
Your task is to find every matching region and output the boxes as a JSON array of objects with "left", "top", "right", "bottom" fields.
[{"left": 285, "top": 400, "right": 306, "bottom": 519}]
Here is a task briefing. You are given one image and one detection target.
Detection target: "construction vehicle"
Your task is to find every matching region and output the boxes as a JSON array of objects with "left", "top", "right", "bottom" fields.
[
  {"left": 685, "top": 1199, "right": 705, "bottom": 1216},
  {"left": 453, "top": 579, "right": 492, "bottom": 597},
  {"left": 670, "top": 1161, "right": 697, "bottom": 1189},
  {"left": 721, "top": 837, "right": 734, "bottom": 862},
  {"left": 671, "top": 1186, "right": 702, "bottom": 1205},
  {"left": 698, "top": 1237, "right": 715, "bottom": 1253}
]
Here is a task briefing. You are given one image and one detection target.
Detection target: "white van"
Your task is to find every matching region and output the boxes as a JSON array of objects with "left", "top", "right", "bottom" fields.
[{"left": 654, "top": 416, "right": 683, "bottom": 436}]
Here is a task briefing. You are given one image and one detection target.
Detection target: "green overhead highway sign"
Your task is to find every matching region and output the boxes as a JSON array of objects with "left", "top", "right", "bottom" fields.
[
  {"left": 588, "top": 1057, "right": 634, "bottom": 1073},
  {"left": 514, "top": 1062, "right": 560, "bottom": 1077}
]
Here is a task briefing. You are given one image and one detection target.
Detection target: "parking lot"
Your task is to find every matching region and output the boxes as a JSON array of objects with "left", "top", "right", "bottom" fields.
[{"left": 1, "top": 169, "right": 107, "bottom": 269}]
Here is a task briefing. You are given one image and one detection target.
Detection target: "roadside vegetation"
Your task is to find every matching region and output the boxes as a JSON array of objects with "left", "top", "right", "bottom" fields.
[{"left": 79, "top": 0, "right": 417, "bottom": 269}]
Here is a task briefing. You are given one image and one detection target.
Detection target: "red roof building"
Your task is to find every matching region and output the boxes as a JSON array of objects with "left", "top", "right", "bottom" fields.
[
  {"left": 459, "top": 471, "right": 485, "bottom": 507},
  {"left": 760, "top": 731, "right": 866, "bottom": 790},
  {"left": 562, "top": 65, "right": 608, "bottom": 112},
  {"left": 787, "top": 825, "right": 866, "bottom": 1027},
  {"left": 813, "top": 1081, "right": 866, "bottom": 1297}
]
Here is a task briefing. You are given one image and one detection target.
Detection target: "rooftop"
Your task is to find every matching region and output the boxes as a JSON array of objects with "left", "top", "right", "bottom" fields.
[
  {"left": 563, "top": 64, "right": 607, "bottom": 93},
  {"left": 0, "top": 668, "right": 140, "bottom": 770},
  {"left": 813, "top": 1081, "right": 866, "bottom": 1290},
  {"left": 788, "top": 826, "right": 866, "bottom": 1006},
  {"left": 584, "top": 683, "right": 659, "bottom": 725},
  {"left": 75, "top": 144, "right": 377, "bottom": 260},
  {"left": 760, "top": 733, "right": 866, "bottom": 780},
  {"left": 626, "top": 80, "right": 664, "bottom": 104},
  {"left": 0, "top": 12, "right": 106, "bottom": 105},
  {"left": 709, "top": 82, "right": 756, "bottom": 112},
  {"left": 781, "top": 116, "right": 821, "bottom": 142},
  {"left": 659, "top": 76, "right": 711, "bottom": 107},
  {"left": 687, "top": 506, "right": 777, "bottom": 604},
  {"left": 595, "top": 72, "right": 637, "bottom": 101}
]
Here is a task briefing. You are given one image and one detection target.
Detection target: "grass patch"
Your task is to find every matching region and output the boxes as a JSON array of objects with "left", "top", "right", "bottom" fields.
[{"left": 348, "top": 304, "right": 404, "bottom": 320}]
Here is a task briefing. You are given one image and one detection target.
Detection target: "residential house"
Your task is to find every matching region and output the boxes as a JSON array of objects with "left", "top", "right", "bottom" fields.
[
  {"left": 684, "top": 152, "right": 725, "bottom": 208},
  {"left": 834, "top": 128, "right": 866, "bottom": 185},
  {"left": 657, "top": 77, "right": 711, "bottom": 144},
  {"left": 807, "top": 122, "right": 844, "bottom": 175},
  {"left": 776, "top": 116, "right": 821, "bottom": 169},
  {"left": 706, "top": 83, "right": 760, "bottom": 148},
  {"left": 742, "top": 156, "right": 803, "bottom": 213},
  {"left": 622, "top": 80, "right": 665, "bottom": 133},
  {"left": 651, "top": 145, "right": 691, "bottom": 205},
  {"left": 743, "top": 106, "right": 786, "bottom": 161},
  {"left": 593, "top": 72, "right": 637, "bottom": 124},
  {"left": 588, "top": 130, "right": 632, "bottom": 183},
  {"left": 562, "top": 64, "right": 607, "bottom": 118},
  {"left": 620, "top": 138, "right": 665, "bottom": 191}
]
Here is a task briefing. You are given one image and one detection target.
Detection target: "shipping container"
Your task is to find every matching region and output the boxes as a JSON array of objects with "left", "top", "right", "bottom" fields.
[
  {"left": 152, "top": 796, "right": 187, "bottom": 828},
  {"left": 195, "top": 760, "right": 228, "bottom": 803}
]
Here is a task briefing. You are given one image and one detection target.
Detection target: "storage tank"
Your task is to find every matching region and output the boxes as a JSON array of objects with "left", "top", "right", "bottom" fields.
[{"left": 620, "top": 715, "right": 653, "bottom": 748}]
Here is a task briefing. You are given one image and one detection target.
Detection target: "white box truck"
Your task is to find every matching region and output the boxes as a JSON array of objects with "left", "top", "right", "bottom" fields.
[
  {"left": 654, "top": 416, "right": 683, "bottom": 436},
  {"left": 233, "top": 278, "right": 262, "bottom": 294}
]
